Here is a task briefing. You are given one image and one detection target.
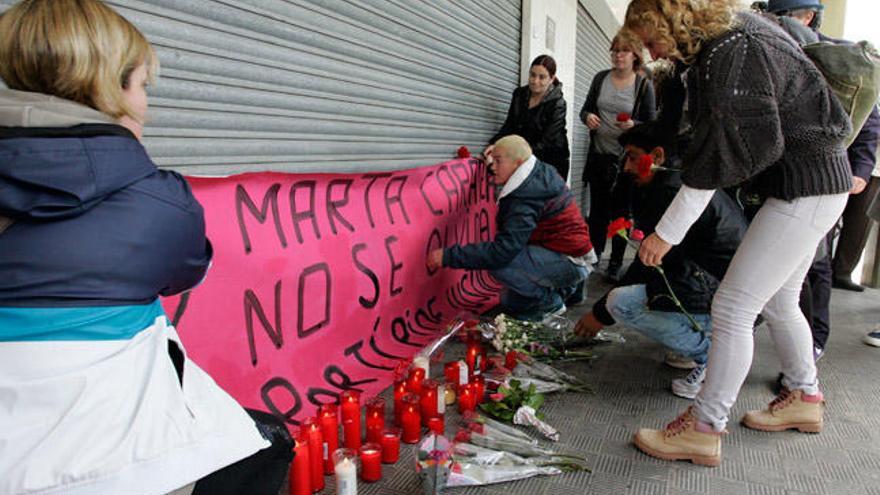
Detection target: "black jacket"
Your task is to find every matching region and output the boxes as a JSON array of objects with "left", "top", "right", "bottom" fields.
[
  {"left": 593, "top": 169, "right": 747, "bottom": 323},
  {"left": 490, "top": 82, "right": 570, "bottom": 179}
]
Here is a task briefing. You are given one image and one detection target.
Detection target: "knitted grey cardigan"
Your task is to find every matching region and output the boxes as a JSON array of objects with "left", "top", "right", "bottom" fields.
[{"left": 682, "top": 12, "right": 852, "bottom": 200}]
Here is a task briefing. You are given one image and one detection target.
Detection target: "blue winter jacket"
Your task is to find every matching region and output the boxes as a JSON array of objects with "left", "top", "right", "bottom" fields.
[{"left": 0, "top": 105, "right": 211, "bottom": 312}]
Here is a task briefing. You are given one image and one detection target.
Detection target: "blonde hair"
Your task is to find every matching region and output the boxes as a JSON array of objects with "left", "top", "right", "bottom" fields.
[
  {"left": 611, "top": 29, "right": 646, "bottom": 70},
  {"left": 494, "top": 135, "right": 532, "bottom": 163},
  {"left": 624, "top": 0, "right": 740, "bottom": 64},
  {"left": 0, "top": 0, "right": 158, "bottom": 121}
]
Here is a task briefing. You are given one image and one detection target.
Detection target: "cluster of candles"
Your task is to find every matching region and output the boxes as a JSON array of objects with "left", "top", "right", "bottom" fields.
[{"left": 289, "top": 335, "right": 488, "bottom": 494}]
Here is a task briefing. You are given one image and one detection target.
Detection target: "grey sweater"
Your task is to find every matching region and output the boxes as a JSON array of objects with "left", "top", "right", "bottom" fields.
[{"left": 682, "top": 12, "right": 852, "bottom": 200}]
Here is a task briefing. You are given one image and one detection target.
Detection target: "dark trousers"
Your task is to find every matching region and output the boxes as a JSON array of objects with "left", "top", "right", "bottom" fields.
[
  {"left": 833, "top": 177, "right": 880, "bottom": 278},
  {"left": 192, "top": 409, "right": 294, "bottom": 495},
  {"left": 586, "top": 152, "right": 629, "bottom": 266},
  {"left": 802, "top": 232, "right": 833, "bottom": 350}
]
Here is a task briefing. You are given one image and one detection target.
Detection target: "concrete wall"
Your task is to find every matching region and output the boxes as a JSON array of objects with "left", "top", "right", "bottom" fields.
[{"left": 820, "top": 0, "right": 847, "bottom": 39}]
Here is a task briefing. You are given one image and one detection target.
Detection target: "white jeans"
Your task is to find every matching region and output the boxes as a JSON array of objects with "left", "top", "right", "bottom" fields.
[{"left": 694, "top": 193, "right": 848, "bottom": 430}]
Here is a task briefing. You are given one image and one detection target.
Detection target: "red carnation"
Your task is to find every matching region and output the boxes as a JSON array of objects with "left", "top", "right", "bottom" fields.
[
  {"left": 637, "top": 154, "right": 654, "bottom": 179},
  {"left": 457, "top": 146, "right": 471, "bottom": 158},
  {"left": 454, "top": 430, "right": 472, "bottom": 443},
  {"left": 607, "top": 217, "right": 633, "bottom": 239},
  {"left": 631, "top": 229, "right": 645, "bottom": 242},
  {"left": 616, "top": 112, "right": 631, "bottom": 123}
]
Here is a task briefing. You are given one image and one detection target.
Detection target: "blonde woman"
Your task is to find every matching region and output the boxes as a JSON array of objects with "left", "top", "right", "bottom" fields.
[
  {"left": 625, "top": 0, "right": 851, "bottom": 466},
  {"left": 579, "top": 29, "right": 656, "bottom": 280},
  {"left": 0, "top": 1, "right": 291, "bottom": 494}
]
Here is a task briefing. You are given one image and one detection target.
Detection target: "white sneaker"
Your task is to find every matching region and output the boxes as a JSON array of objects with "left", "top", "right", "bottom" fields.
[
  {"left": 671, "top": 363, "right": 707, "bottom": 400},
  {"left": 864, "top": 329, "right": 880, "bottom": 347},
  {"left": 665, "top": 351, "right": 698, "bottom": 370}
]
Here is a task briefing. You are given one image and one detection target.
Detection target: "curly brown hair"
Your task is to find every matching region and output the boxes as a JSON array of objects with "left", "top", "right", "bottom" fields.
[{"left": 624, "top": 0, "right": 741, "bottom": 64}]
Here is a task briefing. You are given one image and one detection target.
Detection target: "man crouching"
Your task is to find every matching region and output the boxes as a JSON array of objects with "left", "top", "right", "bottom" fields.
[{"left": 427, "top": 135, "right": 595, "bottom": 321}]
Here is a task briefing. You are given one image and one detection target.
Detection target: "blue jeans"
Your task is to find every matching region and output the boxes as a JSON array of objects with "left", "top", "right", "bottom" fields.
[
  {"left": 490, "top": 245, "right": 590, "bottom": 321},
  {"left": 605, "top": 284, "right": 712, "bottom": 364}
]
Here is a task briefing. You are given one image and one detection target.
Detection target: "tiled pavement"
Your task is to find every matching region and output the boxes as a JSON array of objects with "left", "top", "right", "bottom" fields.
[{"left": 283, "top": 269, "right": 880, "bottom": 495}]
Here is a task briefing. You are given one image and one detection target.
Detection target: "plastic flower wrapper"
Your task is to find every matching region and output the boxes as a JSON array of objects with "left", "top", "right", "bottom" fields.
[
  {"left": 442, "top": 442, "right": 590, "bottom": 488},
  {"left": 452, "top": 442, "right": 589, "bottom": 472},
  {"left": 411, "top": 316, "right": 470, "bottom": 369},
  {"left": 416, "top": 434, "right": 453, "bottom": 495},
  {"left": 453, "top": 424, "right": 556, "bottom": 458},
  {"left": 512, "top": 356, "right": 586, "bottom": 388},
  {"left": 482, "top": 313, "right": 594, "bottom": 361},
  {"left": 459, "top": 411, "right": 539, "bottom": 447},
  {"left": 513, "top": 405, "right": 559, "bottom": 442},
  {"left": 485, "top": 356, "right": 590, "bottom": 395}
]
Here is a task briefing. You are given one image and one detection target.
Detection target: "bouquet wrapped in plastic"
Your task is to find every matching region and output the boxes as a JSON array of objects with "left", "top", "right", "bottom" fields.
[
  {"left": 481, "top": 313, "right": 620, "bottom": 361},
  {"left": 418, "top": 415, "right": 589, "bottom": 492}
]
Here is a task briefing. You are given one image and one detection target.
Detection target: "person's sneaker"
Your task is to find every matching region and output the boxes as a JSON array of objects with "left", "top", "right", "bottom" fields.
[
  {"left": 605, "top": 263, "right": 622, "bottom": 283},
  {"left": 864, "top": 329, "right": 880, "bottom": 347},
  {"left": 813, "top": 346, "right": 824, "bottom": 362},
  {"left": 665, "top": 351, "right": 698, "bottom": 370},
  {"left": 741, "top": 388, "right": 824, "bottom": 433},
  {"left": 538, "top": 303, "right": 567, "bottom": 323},
  {"left": 671, "top": 363, "right": 707, "bottom": 399},
  {"left": 832, "top": 276, "right": 865, "bottom": 292},
  {"left": 633, "top": 406, "right": 723, "bottom": 467}
]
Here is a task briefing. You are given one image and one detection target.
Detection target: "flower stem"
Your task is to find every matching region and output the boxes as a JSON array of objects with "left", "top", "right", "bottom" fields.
[{"left": 616, "top": 233, "right": 704, "bottom": 333}]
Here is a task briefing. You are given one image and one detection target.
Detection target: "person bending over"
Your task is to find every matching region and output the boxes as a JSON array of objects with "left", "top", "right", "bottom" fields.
[{"left": 428, "top": 135, "right": 594, "bottom": 321}]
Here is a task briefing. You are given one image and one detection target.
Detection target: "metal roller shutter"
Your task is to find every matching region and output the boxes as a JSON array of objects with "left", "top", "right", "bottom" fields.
[
  {"left": 0, "top": 0, "right": 521, "bottom": 175},
  {"left": 571, "top": 4, "right": 612, "bottom": 214}
]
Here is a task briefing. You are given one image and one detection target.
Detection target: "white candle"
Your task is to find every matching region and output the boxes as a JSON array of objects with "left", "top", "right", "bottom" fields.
[
  {"left": 437, "top": 382, "right": 446, "bottom": 415},
  {"left": 413, "top": 355, "right": 429, "bottom": 375},
  {"left": 335, "top": 457, "right": 358, "bottom": 495}
]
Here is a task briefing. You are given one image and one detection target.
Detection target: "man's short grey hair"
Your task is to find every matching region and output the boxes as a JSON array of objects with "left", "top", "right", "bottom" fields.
[{"left": 494, "top": 135, "right": 532, "bottom": 162}]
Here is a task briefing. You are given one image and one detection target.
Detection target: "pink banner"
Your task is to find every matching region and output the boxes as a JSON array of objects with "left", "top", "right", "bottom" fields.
[{"left": 162, "top": 158, "right": 500, "bottom": 426}]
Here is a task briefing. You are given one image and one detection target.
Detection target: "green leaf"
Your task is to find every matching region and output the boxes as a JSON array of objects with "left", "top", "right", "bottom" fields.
[{"left": 525, "top": 393, "right": 545, "bottom": 411}]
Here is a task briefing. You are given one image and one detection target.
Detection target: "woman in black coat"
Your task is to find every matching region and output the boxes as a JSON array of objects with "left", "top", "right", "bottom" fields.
[
  {"left": 484, "top": 54, "right": 570, "bottom": 180},
  {"left": 579, "top": 29, "right": 656, "bottom": 279}
]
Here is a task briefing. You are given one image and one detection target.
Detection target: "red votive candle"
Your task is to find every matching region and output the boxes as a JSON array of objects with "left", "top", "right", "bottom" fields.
[
  {"left": 380, "top": 427, "right": 401, "bottom": 463},
  {"left": 393, "top": 379, "right": 407, "bottom": 426},
  {"left": 407, "top": 367, "right": 425, "bottom": 395},
  {"left": 458, "top": 383, "right": 477, "bottom": 413},
  {"left": 318, "top": 403, "right": 338, "bottom": 475},
  {"left": 505, "top": 350, "right": 518, "bottom": 370},
  {"left": 289, "top": 433, "right": 312, "bottom": 495},
  {"left": 419, "top": 379, "right": 439, "bottom": 424},
  {"left": 471, "top": 375, "right": 486, "bottom": 405},
  {"left": 359, "top": 442, "right": 382, "bottom": 482},
  {"left": 301, "top": 417, "right": 325, "bottom": 492},
  {"left": 465, "top": 340, "right": 486, "bottom": 377},
  {"left": 340, "top": 390, "right": 361, "bottom": 450},
  {"left": 401, "top": 393, "right": 421, "bottom": 443},
  {"left": 426, "top": 416, "right": 445, "bottom": 436},
  {"left": 444, "top": 360, "right": 469, "bottom": 391},
  {"left": 365, "top": 396, "right": 386, "bottom": 444}
]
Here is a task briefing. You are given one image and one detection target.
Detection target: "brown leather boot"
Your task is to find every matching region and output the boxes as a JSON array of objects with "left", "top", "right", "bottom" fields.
[
  {"left": 633, "top": 406, "right": 723, "bottom": 467},
  {"left": 742, "top": 388, "right": 824, "bottom": 433}
]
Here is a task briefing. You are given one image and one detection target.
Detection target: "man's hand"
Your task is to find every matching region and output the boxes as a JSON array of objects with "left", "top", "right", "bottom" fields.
[
  {"left": 638, "top": 233, "right": 672, "bottom": 267},
  {"left": 482, "top": 145, "right": 495, "bottom": 165},
  {"left": 574, "top": 312, "right": 604, "bottom": 339},
  {"left": 850, "top": 176, "right": 867, "bottom": 195},
  {"left": 584, "top": 112, "right": 600, "bottom": 130},
  {"left": 427, "top": 249, "right": 445, "bottom": 271}
]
